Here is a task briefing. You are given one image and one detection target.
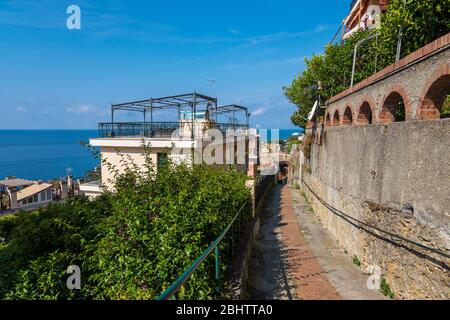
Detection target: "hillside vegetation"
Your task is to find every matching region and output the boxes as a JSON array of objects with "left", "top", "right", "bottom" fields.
[{"left": 0, "top": 151, "right": 250, "bottom": 300}]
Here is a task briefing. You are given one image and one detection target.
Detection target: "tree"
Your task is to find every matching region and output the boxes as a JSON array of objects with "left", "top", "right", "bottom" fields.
[
  {"left": 284, "top": 30, "right": 375, "bottom": 128},
  {"left": 377, "top": 0, "right": 450, "bottom": 66}
]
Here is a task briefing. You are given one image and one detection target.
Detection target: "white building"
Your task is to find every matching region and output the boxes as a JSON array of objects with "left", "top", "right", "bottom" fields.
[{"left": 80, "top": 93, "right": 258, "bottom": 198}]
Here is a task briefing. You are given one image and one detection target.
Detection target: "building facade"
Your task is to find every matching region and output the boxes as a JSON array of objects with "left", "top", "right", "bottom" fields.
[
  {"left": 343, "top": 0, "right": 388, "bottom": 39},
  {"left": 80, "top": 93, "right": 258, "bottom": 198}
]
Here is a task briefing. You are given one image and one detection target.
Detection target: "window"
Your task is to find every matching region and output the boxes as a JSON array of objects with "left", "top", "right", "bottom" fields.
[
  {"left": 33, "top": 195, "right": 38, "bottom": 203},
  {"left": 157, "top": 153, "right": 169, "bottom": 169},
  {"left": 47, "top": 189, "right": 52, "bottom": 201}
]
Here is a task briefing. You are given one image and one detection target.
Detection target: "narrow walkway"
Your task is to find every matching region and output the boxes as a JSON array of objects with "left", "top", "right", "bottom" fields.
[
  {"left": 290, "top": 186, "right": 386, "bottom": 300},
  {"left": 248, "top": 184, "right": 340, "bottom": 300},
  {"left": 248, "top": 184, "right": 385, "bottom": 300}
]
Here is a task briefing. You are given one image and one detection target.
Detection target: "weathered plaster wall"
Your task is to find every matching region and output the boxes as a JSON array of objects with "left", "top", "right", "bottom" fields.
[
  {"left": 302, "top": 119, "right": 450, "bottom": 299},
  {"left": 100, "top": 146, "right": 191, "bottom": 190}
]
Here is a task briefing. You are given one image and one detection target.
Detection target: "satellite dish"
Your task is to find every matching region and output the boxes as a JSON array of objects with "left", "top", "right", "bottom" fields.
[{"left": 307, "top": 101, "right": 319, "bottom": 121}]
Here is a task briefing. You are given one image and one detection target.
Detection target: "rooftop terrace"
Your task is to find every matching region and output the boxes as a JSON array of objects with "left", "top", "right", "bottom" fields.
[{"left": 99, "top": 92, "right": 250, "bottom": 139}]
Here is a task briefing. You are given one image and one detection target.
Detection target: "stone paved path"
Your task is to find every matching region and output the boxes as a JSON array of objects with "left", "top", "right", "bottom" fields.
[
  {"left": 248, "top": 184, "right": 385, "bottom": 300},
  {"left": 290, "top": 186, "right": 386, "bottom": 300},
  {"left": 248, "top": 184, "right": 340, "bottom": 300}
]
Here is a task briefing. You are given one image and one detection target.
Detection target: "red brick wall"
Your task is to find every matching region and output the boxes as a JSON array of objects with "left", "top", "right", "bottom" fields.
[{"left": 418, "top": 64, "right": 450, "bottom": 120}]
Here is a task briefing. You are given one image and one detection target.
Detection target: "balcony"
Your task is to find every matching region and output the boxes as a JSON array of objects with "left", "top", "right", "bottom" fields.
[{"left": 98, "top": 121, "right": 250, "bottom": 139}]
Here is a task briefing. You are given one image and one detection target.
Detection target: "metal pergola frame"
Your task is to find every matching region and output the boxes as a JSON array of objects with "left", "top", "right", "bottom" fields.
[
  {"left": 110, "top": 92, "right": 250, "bottom": 126},
  {"left": 213, "top": 104, "right": 250, "bottom": 127},
  {"left": 110, "top": 92, "right": 219, "bottom": 124}
]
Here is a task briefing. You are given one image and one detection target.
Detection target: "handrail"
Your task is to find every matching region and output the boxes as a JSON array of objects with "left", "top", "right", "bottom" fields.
[
  {"left": 98, "top": 121, "right": 250, "bottom": 138},
  {"left": 156, "top": 201, "right": 248, "bottom": 300}
]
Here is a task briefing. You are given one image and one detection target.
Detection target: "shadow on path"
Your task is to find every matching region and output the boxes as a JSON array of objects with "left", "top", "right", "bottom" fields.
[{"left": 247, "top": 185, "right": 296, "bottom": 300}]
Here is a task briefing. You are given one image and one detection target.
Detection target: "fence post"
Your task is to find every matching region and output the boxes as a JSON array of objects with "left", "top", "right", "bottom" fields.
[
  {"left": 231, "top": 225, "right": 234, "bottom": 257},
  {"left": 246, "top": 179, "right": 256, "bottom": 218},
  {"left": 215, "top": 246, "right": 221, "bottom": 293}
]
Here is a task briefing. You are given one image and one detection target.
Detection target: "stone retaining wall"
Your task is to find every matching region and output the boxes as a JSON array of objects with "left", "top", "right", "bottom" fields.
[{"left": 302, "top": 119, "right": 450, "bottom": 299}]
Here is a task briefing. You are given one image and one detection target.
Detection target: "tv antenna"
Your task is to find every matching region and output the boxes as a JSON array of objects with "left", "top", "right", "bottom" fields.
[{"left": 205, "top": 78, "right": 216, "bottom": 86}]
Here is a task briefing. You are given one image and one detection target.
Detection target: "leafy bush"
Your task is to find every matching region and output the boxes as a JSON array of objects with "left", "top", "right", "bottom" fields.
[
  {"left": 0, "top": 196, "right": 110, "bottom": 299},
  {"left": 0, "top": 214, "right": 18, "bottom": 242},
  {"left": 380, "top": 276, "right": 395, "bottom": 299},
  {"left": 442, "top": 95, "right": 450, "bottom": 118},
  {"left": 0, "top": 149, "right": 250, "bottom": 300},
  {"left": 352, "top": 255, "right": 361, "bottom": 267},
  {"left": 377, "top": 0, "right": 450, "bottom": 67}
]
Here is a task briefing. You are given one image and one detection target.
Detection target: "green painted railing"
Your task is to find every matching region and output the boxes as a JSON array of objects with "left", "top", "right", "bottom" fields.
[{"left": 157, "top": 201, "right": 249, "bottom": 300}]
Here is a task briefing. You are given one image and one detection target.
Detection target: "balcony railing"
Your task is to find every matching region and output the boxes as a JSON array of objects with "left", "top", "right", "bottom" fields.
[{"left": 98, "top": 121, "right": 250, "bottom": 139}]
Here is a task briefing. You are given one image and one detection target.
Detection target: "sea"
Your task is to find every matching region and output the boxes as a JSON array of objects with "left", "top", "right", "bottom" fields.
[
  {"left": 0, "top": 128, "right": 304, "bottom": 181},
  {"left": 0, "top": 130, "right": 99, "bottom": 181}
]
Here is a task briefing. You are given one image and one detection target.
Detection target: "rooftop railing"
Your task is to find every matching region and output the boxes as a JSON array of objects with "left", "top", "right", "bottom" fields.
[{"left": 98, "top": 121, "right": 250, "bottom": 139}]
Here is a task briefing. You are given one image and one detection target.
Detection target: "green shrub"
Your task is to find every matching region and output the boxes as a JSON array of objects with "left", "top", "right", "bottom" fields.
[
  {"left": 0, "top": 214, "right": 18, "bottom": 242},
  {"left": 442, "top": 95, "right": 450, "bottom": 118},
  {"left": 380, "top": 276, "right": 395, "bottom": 299},
  {"left": 352, "top": 255, "right": 361, "bottom": 267},
  {"left": 0, "top": 147, "right": 251, "bottom": 300}
]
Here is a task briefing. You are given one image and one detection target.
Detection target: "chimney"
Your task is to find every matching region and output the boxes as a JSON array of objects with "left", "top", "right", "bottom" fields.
[
  {"left": 67, "top": 175, "right": 73, "bottom": 193},
  {"left": 60, "top": 181, "right": 68, "bottom": 199},
  {"left": 7, "top": 187, "right": 18, "bottom": 210}
]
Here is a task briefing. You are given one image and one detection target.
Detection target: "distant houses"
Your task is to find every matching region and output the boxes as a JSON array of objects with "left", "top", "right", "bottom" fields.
[{"left": 0, "top": 178, "right": 54, "bottom": 213}]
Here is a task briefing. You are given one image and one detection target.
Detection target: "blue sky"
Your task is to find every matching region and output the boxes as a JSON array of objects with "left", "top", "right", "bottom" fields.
[{"left": 0, "top": 0, "right": 348, "bottom": 129}]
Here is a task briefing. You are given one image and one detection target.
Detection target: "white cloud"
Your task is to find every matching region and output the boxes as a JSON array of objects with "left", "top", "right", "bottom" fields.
[
  {"left": 252, "top": 107, "right": 267, "bottom": 116},
  {"left": 229, "top": 28, "right": 241, "bottom": 36},
  {"left": 67, "top": 104, "right": 96, "bottom": 114},
  {"left": 244, "top": 24, "right": 333, "bottom": 47},
  {"left": 16, "top": 106, "right": 27, "bottom": 113}
]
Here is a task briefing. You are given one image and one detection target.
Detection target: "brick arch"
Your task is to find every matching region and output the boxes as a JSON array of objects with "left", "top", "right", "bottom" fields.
[
  {"left": 325, "top": 112, "right": 331, "bottom": 126},
  {"left": 356, "top": 95, "right": 377, "bottom": 124},
  {"left": 418, "top": 64, "right": 450, "bottom": 120},
  {"left": 342, "top": 106, "right": 353, "bottom": 125},
  {"left": 379, "top": 84, "right": 412, "bottom": 124},
  {"left": 332, "top": 109, "right": 340, "bottom": 126},
  {"left": 357, "top": 102, "right": 373, "bottom": 125}
]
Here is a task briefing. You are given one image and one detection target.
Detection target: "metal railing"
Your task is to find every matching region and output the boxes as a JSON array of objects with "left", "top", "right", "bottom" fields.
[
  {"left": 255, "top": 174, "right": 275, "bottom": 209},
  {"left": 98, "top": 122, "right": 250, "bottom": 139},
  {"left": 157, "top": 201, "right": 250, "bottom": 300}
]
